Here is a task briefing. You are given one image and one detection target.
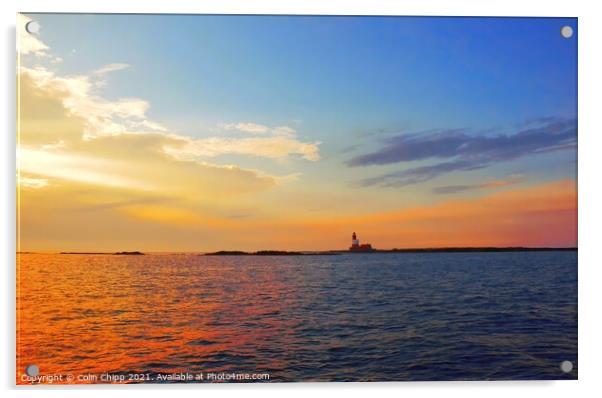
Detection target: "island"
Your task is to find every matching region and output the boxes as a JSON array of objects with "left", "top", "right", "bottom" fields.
[
  {"left": 205, "top": 246, "right": 577, "bottom": 256},
  {"left": 205, "top": 250, "right": 339, "bottom": 256},
  {"left": 60, "top": 251, "right": 145, "bottom": 255}
]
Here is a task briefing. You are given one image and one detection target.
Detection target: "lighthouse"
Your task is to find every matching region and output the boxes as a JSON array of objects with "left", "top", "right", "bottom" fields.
[
  {"left": 349, "top": 232, "right": 374, "bottom": 252},
  {"left": 351, "top": 232, "right": 360, "bottom": 248}
]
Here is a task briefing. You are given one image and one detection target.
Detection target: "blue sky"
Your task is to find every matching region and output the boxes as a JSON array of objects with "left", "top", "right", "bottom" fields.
[
  {"left": 28, "top": 15, "right": 577, "bottom": 184},
  {"left": 30, "top": 14, "right": 576, "bottom": 133},
  {"left": 18, "top": 14, "right": 578, "bottom": 250}
]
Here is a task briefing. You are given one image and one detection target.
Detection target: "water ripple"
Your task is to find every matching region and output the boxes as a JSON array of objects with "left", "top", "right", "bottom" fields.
[{"left": 17, "top": 251, "right": 577, "bottom": 382}]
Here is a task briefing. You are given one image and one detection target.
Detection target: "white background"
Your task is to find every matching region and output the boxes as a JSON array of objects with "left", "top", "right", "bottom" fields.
[{"left": 2, "top": 0, "right": 600, "bottom": 397}]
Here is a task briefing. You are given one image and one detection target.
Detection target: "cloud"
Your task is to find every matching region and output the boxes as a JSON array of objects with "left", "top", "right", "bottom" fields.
[
  {"left": 17, "top": 64, "right": 281, "bottom": 200},
  {"left": 17, "top": 69, "right": 281, "bottom": 253},
  {"left": 219, "top": 122, "right": 300, "bottom": 137},
  {"left": 433, "top": 174, "right": 525, "bottom": 194},
  {"left": 209, "top": 122, "right": 318, "bottom": 159},
  {"left": 350, "top": 118, "right": 576, "bottom": 187},
  {"left": 17, "top": 34, "right": 323, "bottom": 251},
  {"left": 358, "top": 159, "right": 483, "bottom": 187},
  {"left": 20, "top": 66, "right": 161, "bottom": 140},
  {"left": 20, "top": 66, "right": 320, "bottom": 162},
  {"left": 163, "top": 135, "right": 320, "bottom": 161},
  {"left": 220, "top": 122, "right": 270, "bottom": 134},
  {"left": 93, "top": 63, "right": 131, "bottom": 75},
  {"left": 19, "top": 176, "right": 49, "bottom": 189},
  {"left": 272, "top": 126, "right": 297, "bottom": 136},
  {"left": 19, "top": 147, "right": 157, "bottom": 191}
]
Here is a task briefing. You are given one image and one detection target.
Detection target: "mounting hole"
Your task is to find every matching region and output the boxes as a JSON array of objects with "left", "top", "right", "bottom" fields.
[
  {"left": 560, "top": 25, "right": 573, "bottom": 39},
  {"left": 25, "top": 364, "right": 39, "bottom": 377},
  {"left": 560, "top": 360, "right": 573, "bottom": 373},
  {"left": 25, "top": 20, "right": 40, "bottom": 35}
]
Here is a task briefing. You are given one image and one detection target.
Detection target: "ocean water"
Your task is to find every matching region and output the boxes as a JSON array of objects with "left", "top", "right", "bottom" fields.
[{"left": 16, "top": 251, "right": 577, "bottom": 383}]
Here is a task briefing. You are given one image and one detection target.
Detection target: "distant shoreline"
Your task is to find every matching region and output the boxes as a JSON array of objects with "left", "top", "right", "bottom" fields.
[
  {"left": 205, "top": 250, "right": 339, "bottom": 256},
  {"left": 15, "top": 247, "right": 577, "bottom": 256},
  {"left": 58, "top": 251, "right": 145, "bottom": 255},
  {"left": 205, "top": 247, "right": 577, "bottom": 256}
]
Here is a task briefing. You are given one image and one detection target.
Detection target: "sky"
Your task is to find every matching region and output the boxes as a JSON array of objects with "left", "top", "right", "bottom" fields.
[{"left": 17, "top": 14, "right": 577, "bottom": 251}]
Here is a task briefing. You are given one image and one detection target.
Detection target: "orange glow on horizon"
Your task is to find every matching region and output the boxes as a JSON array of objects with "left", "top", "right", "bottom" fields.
[
  {"left": 19, "top": 179, "right": 576, "bottom": 252},
  {"left": 239, "top": 179, "right": 577, "bottom": 250}
]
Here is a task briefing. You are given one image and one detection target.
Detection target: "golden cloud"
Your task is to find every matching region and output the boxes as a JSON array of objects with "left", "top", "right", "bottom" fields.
[
  {"left": 16, "top": 24, "right": 326, "bottom": 251},
  {"left": 19, "top": 65, "right": 320, "bottom": 160},
  {"left": 17, "top": 60, "right": 292, "bottom": 253},
  {"left": 16, "top": 13, "right": 320, "bottom": 199}
]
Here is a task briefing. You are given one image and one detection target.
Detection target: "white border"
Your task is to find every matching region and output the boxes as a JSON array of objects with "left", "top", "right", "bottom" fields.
[
  {"left": 6, "top": 0, "right": 585, "bottom": 17},
  {"left": 2, "top": 1, "right": 601, "bottom": 397}
]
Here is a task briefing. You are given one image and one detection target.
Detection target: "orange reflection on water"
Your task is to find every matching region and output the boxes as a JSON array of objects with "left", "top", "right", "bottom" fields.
[{"left": 17, "top": 253, "right": 300, "bottom": 384}]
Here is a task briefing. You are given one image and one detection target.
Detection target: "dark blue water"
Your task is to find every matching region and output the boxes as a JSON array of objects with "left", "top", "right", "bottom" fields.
[
  {"left": 287, "top": 251, "right": 578, "bottom": 381},
  {"left": 17, "top": 251, "right": 577, "bottom": 382}
]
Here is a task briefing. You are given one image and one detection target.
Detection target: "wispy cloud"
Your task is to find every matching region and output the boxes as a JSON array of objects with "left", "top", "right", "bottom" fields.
[
  {"left": 20, "top": 65, "right": 320, "bottom": 162},
  {"left": 18, "top": 67, "right": 288, "bottom": 196},
  {"left": 349, "top": 118, "right": 576, "bottom": 187},
  {"left": 19, "top": 176, "right": 49, "bottom": 189},
  {"left": 433, "top": 174, "right": 525, "bottom": 194},
  {"left": 219, "top": 122, "right": 299, "bottom": 137},
  {"left": 21, "top": 66, "right": 162, "bottom": 139},
  {"left": 164, "top": 135, "right": 320, "bottom": 162},
  {"left": 93, "top": 63, "right": 131, "bottom": 75},
  {"left": 210, "top": 122, "right": 318, "bottom": 159},
  {"left": 17, "top": 11, "right": 320, "bottom": 167},
  {"left": 220, "top": 122, "right": 270, "bottom": 134},
  {"left": 16, "top": 16, "right": 323, "bottom": 233}
]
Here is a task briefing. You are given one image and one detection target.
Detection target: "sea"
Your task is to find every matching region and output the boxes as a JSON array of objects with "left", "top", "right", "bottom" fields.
[{"left": 16, "top": 251, "right": 577, "bottom": 383}]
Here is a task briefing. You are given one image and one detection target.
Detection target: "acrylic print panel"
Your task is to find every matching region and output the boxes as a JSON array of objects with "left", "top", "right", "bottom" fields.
[{"left": 16, "top": 13, "right": 577, "bottom": 384}]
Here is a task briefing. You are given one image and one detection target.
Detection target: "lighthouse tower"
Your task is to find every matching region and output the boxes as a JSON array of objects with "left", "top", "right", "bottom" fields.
[
  {"left": 351, "top": 232, "right": 360, "bottom": 248},
  {"left": 349, "top": 232, "right": 374, "bottom": 252}
]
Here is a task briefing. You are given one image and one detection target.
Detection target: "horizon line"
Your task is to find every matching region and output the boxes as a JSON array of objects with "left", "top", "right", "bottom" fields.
[{"left": 17, "top": 246, "right": 579, "bottom": 255}]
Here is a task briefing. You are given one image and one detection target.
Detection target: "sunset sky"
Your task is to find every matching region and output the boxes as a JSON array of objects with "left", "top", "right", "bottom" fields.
[{"left": 17, "top": 14, "right": 577, "bottom": 251}]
